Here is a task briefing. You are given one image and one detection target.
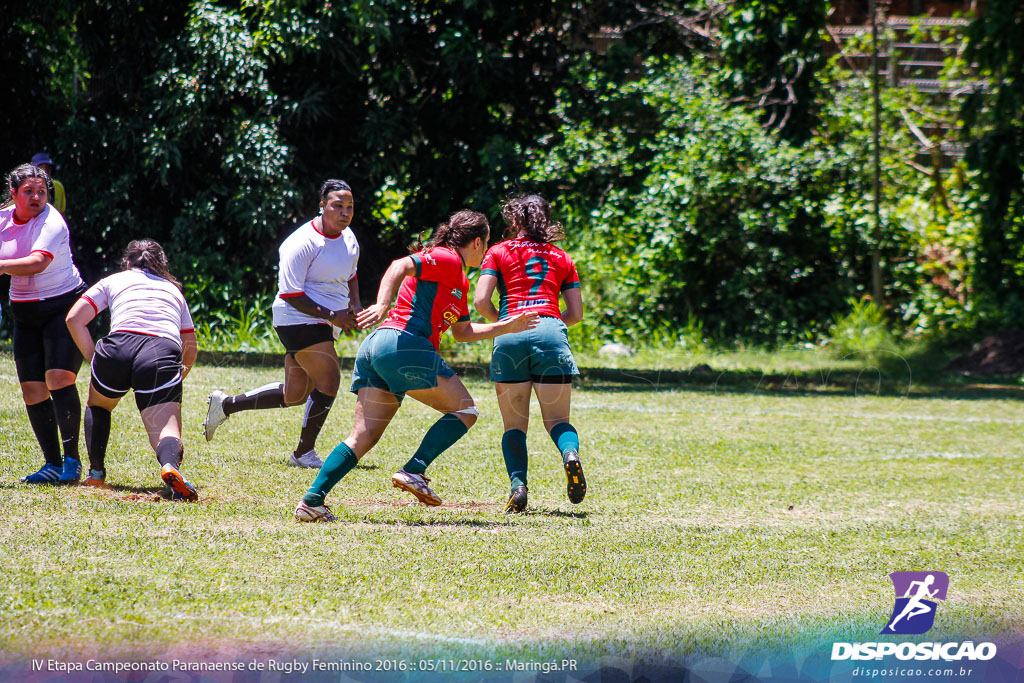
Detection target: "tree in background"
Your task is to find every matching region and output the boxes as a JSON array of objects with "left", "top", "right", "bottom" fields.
[
  {"left": 717, "top": 0, "right": 829, "bottom": 144},
  {"left": 961, "top": 0, "right": 1024, "bottom": 327}
]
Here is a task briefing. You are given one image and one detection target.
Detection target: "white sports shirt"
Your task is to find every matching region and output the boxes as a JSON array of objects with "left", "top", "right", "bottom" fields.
[
  {"left": 82, "top": 269, "right": 195, "bottom": 346},
  {"left": 0, "top": 203, "right": 85, "bottom": 301},
  {"left": 271, "top": 220, "right": 360, "bottom": 329}
]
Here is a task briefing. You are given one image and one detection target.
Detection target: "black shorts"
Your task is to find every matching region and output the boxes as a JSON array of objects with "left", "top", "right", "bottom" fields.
[
  {"left": 11, "top": 285, "right": 94, "bottom": 383},
  {"left": 91, "top": 331, "right": 183, "bottom": 411},
  {"left": 274, "top": 323, "right": 335, "bottom": 356}
]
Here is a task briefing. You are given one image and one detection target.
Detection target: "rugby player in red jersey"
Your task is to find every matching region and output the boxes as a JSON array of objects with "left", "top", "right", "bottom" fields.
[
  {"left": 294, "top": 210, "right": 538, "bottom": 522},
  {"left": 474, "top": 195, "right": 585, "bottom": 513}
]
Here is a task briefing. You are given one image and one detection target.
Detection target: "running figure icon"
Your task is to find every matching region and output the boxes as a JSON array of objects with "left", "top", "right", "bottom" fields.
[{"left": 882, "top": 571, "right": 949, "bottom": 635}]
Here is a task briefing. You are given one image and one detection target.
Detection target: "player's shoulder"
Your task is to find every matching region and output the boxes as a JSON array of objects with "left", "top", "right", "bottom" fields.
[
  {"left": 280, "top": 220, "right": 320, "bottom": 250},
  {"left": 39, "top": 205, "right": 68, "bottom": 231}
]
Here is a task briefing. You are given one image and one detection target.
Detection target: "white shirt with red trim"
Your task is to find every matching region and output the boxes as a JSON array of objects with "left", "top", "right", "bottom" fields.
[
  {"left": 0, "top": 203, "right": 85, "bottom": 301},
  {"left": 271, "top": 219, "right": 359, "bottom": 329},
  {"left": 83, "top": 269, "right": 195, "bottom": 346}
]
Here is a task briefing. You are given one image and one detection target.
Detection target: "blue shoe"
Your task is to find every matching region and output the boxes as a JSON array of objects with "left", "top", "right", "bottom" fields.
[
  {"left": 20, "top": 463, "right": 62, "bottom": 484},
  {"left": 83, "top": 469, "right": 108, "bottom": 489},
  {"left": 58, "top": 457, "right": 82, "bottom": 484}
]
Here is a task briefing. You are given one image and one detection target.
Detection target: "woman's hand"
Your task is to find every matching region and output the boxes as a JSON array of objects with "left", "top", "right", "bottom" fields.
[
  {"left": 330, "top": 308, "right": 357, "bottom": 332},
  {"left": 503, "top": 311, "right": 541, "bottom": 334},
  {"left": 357, "top": 303, "right": 389, "bottom": 329}
]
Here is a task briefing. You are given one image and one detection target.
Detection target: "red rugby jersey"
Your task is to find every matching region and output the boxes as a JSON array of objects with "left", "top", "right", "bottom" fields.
[
  {"left": 379, "top": 247, "right": 471, "bottom": 350},
  {"left": 480, "top": 239, "right": 580, "bottom": 319}
]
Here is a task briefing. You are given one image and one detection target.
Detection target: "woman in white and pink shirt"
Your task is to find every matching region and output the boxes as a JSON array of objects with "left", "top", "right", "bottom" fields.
[
  {"left": 1, "top": 164, "right": 93, "bottom": 484},
  {"left": 65, "top": 239, "right": 199, "bottom": 500}
]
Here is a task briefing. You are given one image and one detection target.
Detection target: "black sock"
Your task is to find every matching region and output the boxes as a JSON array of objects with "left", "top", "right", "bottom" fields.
[
  {"left": 224, "top": 382, "right": 286, "bottom": 415},
  {"left": 26, "top": 399, "right": 62, "bottom": 467},
  {"left": 50, "top": 385, "right": 81, "bottom": 460},
  {"left": 84, "top": 406, "right": 111, "bottom": 472},
  {"left": 294, "top": 390, "right": 335, "bottom": 456},
  {"left": 156, "top": 437, "right": 183, "bottom": 468}
]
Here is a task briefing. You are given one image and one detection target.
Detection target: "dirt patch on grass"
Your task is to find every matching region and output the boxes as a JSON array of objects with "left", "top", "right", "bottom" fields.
[{"left": 946, "top": 330, "right": 1024, "bottom": 376}]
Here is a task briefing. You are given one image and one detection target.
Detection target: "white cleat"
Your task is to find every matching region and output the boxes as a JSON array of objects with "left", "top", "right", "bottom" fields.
[
  {"left": 294, "top": 500, "right": 336, "bottom": 523},
  {"left": 202, "top": 390, "right": 229, "bottom": 442},
  {"left": 391, "top": 469, "right": 442, "bottom": 506},
  {"left": 289, "top": 449, "right": 324, "bottom": 468}
]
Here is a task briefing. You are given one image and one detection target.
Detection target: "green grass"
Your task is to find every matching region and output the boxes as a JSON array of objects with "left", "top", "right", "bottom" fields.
[{"left": 0, "top": 350, "right": 1021, "bottom": 667}]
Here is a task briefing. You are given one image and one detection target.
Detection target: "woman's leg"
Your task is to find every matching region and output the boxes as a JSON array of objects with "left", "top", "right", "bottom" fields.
[
  {"left": 289, "top": 340, "right": 341, "bottom": 461},
  {"left": 203, "top": 355, "right": 299, "bottom": 441},
  {"left": 46, "top": 369, "right": 83, "bottom": 481},
  {"left": 300, "top": 387, "right": 400, "bottom": 511},
  {"left": 83, "top": 386, "right": 120, "bottom": 481},
  {"left": 534, "top": 381, "right": 586, "bottom": 504},
  {"left": 141, "top": 400, "right": 196, "bottom": 501},
  {"left": 20, "top": 381, "right": 62, "bottom": 476},
  {"left": 495, "top": 381, "right": 533, "bottom": 505},
  {"left": 387, "top": 375, "right": 478, "bottom": 506}
]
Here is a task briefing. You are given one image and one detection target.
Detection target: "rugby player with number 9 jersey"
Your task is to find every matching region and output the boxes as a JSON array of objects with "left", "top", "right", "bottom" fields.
[{"left": 474, "top": 194, "right": 585, "bottom": 513}]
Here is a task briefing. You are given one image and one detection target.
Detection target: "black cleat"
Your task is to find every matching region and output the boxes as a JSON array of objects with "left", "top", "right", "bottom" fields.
[
  {"left": 563, "top": 450, "right": 587, "bottom": 504},
  {"left": 504, "top": 485, "right": 528, "bottom": 513}
]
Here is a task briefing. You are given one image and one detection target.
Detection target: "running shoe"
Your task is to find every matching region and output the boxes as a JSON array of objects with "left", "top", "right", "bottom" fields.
[
  {"left": 391, "top": 470, "right": 442, "bottom": 506},
  {"left": 563, "top": 450, "right": 587, "bottom": 504},
  {"left": 57, "top": 457, "right": 81, "bottom": 484},
  {"left": 294, "top": 500, "right": 337, "bottom": 523},
  {"left": 83, "top": 469, "right": 109, "bottom": 488},
  {"left": 289, "top": 449, "right": 323, "bottom": 468},
  {"left": 202, "top": 390, "right": 229, "bottom": 441},
  {"left": 160, "top": 463, "right": 198, "bottom": 501},
  {"left": 504, "top": 485, "right": 528, "bottom": 514},
  {"left": 20, "top": 463, "right": 62, "bottom": 484}
]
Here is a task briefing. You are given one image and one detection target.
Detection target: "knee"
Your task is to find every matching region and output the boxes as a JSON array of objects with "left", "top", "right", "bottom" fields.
[
  {"left": 317, "top": 376, "right": 340, "bottom": 396},
  {"left": 453, "top": 405, "right": 479, "bottom": 429},
  {"left": 20, "top": 383, "right": 49, "bottom": 404}
]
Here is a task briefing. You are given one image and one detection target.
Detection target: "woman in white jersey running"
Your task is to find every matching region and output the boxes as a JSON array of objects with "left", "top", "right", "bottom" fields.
[
  {"left": 1, "top": 164, "right": 94, "bottom": 484},
  {"left": 202, "top": 179, "right": 360, "bottom": 468},
  {"left": 65, "top": 240, "right": 200, "bottom": 499}
]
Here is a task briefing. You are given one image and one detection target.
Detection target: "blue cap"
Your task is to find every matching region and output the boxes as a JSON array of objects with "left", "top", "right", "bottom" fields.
[{"left": 31, "top": 152, "right": 54, "bottom": 166}]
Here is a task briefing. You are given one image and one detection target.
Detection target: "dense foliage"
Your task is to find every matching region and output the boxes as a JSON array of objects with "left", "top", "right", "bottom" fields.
[
  {"left": 2, "top": 0, "right": 1019, "bottom": 346},
  {"left": 961, "top": 0, "right": 1024, "bottom": 328}
]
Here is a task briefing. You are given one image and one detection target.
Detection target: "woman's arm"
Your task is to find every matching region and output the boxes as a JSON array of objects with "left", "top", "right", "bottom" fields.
[
  {"left": 348, "top": 275, "right": 362, "bottom": 313},
  {"left": 0, "top": 252, "right": 53, "bottom": 277},
  {"left": 283, "top": 293, "right": 356, "bottom": 331},
  {"left": 356, "top": 256, "right": 416, "bottom": 329},
  {"left": 560, "top": 287, "right": 584, "bottom": 327},
  {"left": 473, "top": 273, "right": 500, "bottom": 322},
  {"left": 450, "top": 311, "right": 540, "bottom": 343},
  {"left": 65, "top": 299, "right": 98, "bottom": 361},
  {"left": 180, "top": 331, "right": 198, "bottom": 378}
]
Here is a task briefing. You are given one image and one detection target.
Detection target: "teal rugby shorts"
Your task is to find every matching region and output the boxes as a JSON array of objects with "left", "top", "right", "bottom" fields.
[
  {"left": 490, "top": 315, "right": 579, "bottom": 383},
  {"left": 351, "top": 328, "right": 456, "bottom": 401}
]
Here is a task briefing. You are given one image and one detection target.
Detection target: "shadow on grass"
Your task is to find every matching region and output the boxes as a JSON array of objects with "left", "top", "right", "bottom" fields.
[
  {"left": 522, "top": 507, "right": 590, "bottom": 519},
  {"left": 575, "top": 352, "right": 1024, "bottom": 402}
]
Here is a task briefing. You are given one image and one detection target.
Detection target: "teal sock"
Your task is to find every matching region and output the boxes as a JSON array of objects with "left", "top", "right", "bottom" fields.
[
  {"left": 549, "top": 422, "right": 579, "bottom": 460},
  {"left": 403, "top": 413, "right": 468, "bottom": 474},
  {"left": 502, "top": 429, "right": 529, "bottom": 489},
  {"left": 303, "top": 442, "right": 358, "bottom": 506}
]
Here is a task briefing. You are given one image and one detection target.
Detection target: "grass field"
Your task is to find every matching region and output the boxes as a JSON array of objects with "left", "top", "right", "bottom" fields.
[{"left": 1, "top": 351, "right": 1021, "bottom": 672}]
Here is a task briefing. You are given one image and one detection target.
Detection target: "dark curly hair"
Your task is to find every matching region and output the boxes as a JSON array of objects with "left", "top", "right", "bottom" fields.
[
  {"left": 410, "top": 210, "right": 490, "bottom": 253},
  {"left": 121, "top": 239, "right": 181, "bottom": 290},
  {"left": 501, "top": 194, "right": 564, "bottom": 243}
]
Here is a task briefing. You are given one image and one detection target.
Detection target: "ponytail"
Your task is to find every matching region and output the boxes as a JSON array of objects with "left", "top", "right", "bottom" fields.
[{"left": 121, "top": 239, "right": 182, "bottom": 290}]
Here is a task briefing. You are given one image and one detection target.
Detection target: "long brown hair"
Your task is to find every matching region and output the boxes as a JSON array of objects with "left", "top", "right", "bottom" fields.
[
  {"left": 501, "top": 194, "right": 564, "bottom": 243},
  {"left": 121, "top": 239, "right": 182, "bottom": 290},
  {"left": 410, "top": 210, "right": 490, "bottom": 253}
]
